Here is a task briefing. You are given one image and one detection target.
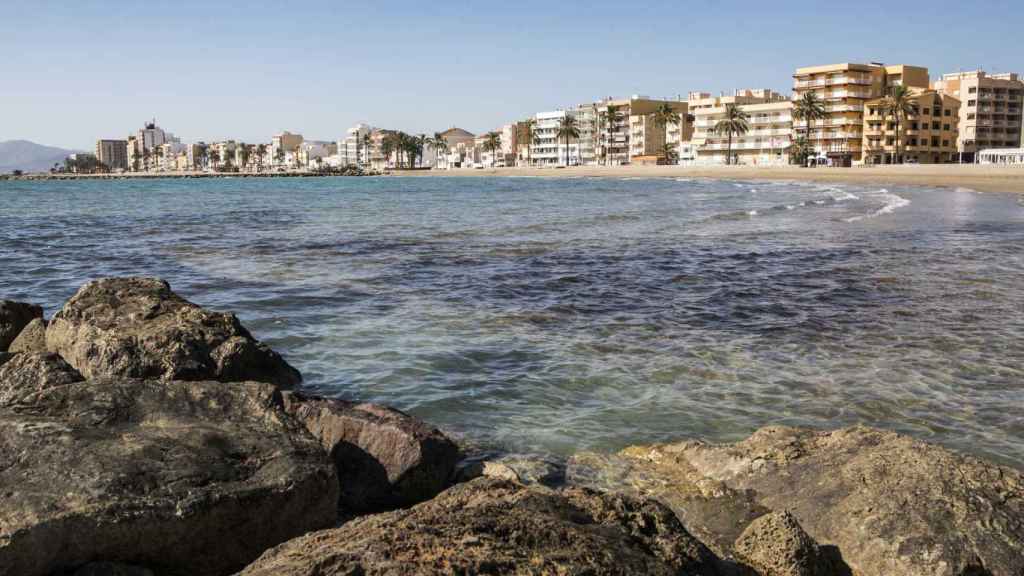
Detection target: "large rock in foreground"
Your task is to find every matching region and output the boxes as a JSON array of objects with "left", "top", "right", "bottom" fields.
[
  {"left": 0, "top": 300, "right": 43, "bottom": 351},
  {"left": 282, "top": 391, "right": 459, "bottom": 512},
  {"left": 46, "top": 278, "right": 301, "bottom": 388},
  {"left": 8, "top": 317, "right": 47, "bottom": 353},
  {"left": 237, "top": 477, "right": 720, "bottom": 576},
  {"left": 0, "top": 378, "right": 338, "bottom": 576},
  {"left": 568, "top": 426, "right": 1024, "bottom": 576},
  {"left": 0, "top": 352, "right": 83, "bottom": 404}
]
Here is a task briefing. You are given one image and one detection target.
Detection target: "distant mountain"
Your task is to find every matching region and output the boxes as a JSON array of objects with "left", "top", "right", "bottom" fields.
[{"left": 0, "top": 140, "right": 83, "bottom": 173}]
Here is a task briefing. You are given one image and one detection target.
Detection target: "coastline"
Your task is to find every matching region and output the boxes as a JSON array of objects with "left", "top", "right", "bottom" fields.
[{"left": 5, "top": 164, "right": 1024, "bottom": 193}]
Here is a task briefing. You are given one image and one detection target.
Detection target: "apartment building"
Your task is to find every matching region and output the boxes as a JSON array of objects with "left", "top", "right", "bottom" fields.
[
  {"left": 529, "top": 106, "right": 598, "bottom": 167},
  {"left": 792, "top": 63, "right": 928, "bottom": 165},
  {"left": 434, "top": 127, "right": 475, "bottom": 169},
  {"left": 933, "top": 71, "right": 1023, "bottom": 162},
  {"left": 863, "top": 89, "right": 960, "bottom": 164},
  {"left": 688, "top": 89, "right": 793, "bottom": 165},
  {"left": 95, "top": 139, "right": 128, "bottom": 171},
  {"left": 336, "top": 123, "right": 374, "bottom": 167},
  {"left": 271, "top": 131, "right": 304, "bottom": 166},
  {"left": 595, "top": 96, "right": 690, "bottom": 165}
]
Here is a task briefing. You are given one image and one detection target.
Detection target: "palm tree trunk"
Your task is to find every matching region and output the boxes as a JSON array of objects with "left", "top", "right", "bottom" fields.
[{"left": 727, "top": 132, "right": 733, "bottom": 165}]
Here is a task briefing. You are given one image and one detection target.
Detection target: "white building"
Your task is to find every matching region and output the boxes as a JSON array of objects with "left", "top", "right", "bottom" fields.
[
  {"left": 336, "top": 123, "right": 374, "bottom": 167},
  {"left": 529, "top": 107, "right": 598, "bottom": 167},
  {"left": 978, "top": 148, "right": 1024, "bottom": 164},
  {"left": 688, "top": 89, "right": 793, "bottom": 166}
]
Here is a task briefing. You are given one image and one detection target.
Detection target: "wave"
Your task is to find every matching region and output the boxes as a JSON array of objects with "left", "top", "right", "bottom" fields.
[{"left": 845, "top": 189, "right": 910, "bottom": 222}]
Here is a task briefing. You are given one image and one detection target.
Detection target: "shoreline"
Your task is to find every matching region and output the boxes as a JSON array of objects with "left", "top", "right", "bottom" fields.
[{"left": 4, "top": 164, "right": 1024, "bottom": 193}]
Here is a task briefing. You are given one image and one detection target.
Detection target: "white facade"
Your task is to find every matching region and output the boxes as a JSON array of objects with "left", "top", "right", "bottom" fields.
[
  {"left": 978, "top": 148, "right": 1024, "bottom": 164},
  {"left": 336, "top": 123, "right": 374, "bottom": 167},
  {"left": 529, "top": 107, "right": 598, "bottom": 166},
  {"left": 689, "top": 90, "right": 793, "bottom": 166}
]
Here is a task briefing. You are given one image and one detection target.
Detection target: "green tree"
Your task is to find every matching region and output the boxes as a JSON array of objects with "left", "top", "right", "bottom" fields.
[
  {"left": 602, "top": 104, "right": 623, "bottom": 165},
  {"left": 483, "top": 131, "right": 502, "bottom": 167},
  {"left": 239, "top": 143, "right": 251, "bottom": 171},
  {"left": 659, "top": 142, "right": 679, "bottom": 164},
  {"left": 274, "top": 147, "right": 285, "bottom": 168},
  {"left": 256, "top": 144, "right": 267, "bottom": 172},
  {"left": 788, "top": 135, "right": 812, "bottom": 166},
  {"left": 556, "top": 115, "right": 580, "bottom": 167},
  {"left": 712, "top": 104, "right": 750, "bottom": 166},
  {"left": 431, "top": 131, "right": 448, "bottom": 168},
  {"left": 361, "top": 133, "right": 372, "bottom": 167},
  {"left": 793, "top": 92, "right": 826, "bottom": 166},
  {"left": 880, "top": 85, "right": 917, "bottom": 164},
  {"left": 653, "top": 102, "right": 681, "bottom": 164},
  {"left": 380, "top": 133, "right": 396, "bottom": 168},
  {"left": 209, "top": 148, "right": 221, "bottom": 169},
  {"left": 521, "top": 119, "right": 536, "bottom": 166}
]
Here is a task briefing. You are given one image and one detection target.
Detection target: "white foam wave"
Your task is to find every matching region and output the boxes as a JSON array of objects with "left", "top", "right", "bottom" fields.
[
  {"left": 845, "top": 189, "right": 910, "bottom": 222},
  {"left": 747, "top": 210, "right": 758, "bottom": 217}
]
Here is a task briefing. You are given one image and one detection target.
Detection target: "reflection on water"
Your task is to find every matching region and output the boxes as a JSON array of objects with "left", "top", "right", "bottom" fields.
[{"left": 2, "top": 176, "right": 1023, "bottom": 467}]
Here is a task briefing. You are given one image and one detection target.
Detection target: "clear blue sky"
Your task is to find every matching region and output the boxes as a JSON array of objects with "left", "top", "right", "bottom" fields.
[{"left": 2, "top": 0, "right": 1022, "bottom": 149}]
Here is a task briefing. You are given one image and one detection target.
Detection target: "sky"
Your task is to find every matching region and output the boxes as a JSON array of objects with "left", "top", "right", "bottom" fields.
[{"left": 2, "top": 0, "right": 1022, "bottom": 150}]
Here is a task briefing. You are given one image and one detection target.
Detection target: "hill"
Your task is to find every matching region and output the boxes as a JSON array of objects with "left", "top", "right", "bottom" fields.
[{"left": 0, "top": 140, "right": 82, "bottom": 173}]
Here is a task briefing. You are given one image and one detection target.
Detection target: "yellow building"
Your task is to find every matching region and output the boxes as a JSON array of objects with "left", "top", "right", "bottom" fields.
[
  {"left": 688, "top": 89, "right": 793, "bottom": 165},
  {"left": 933, "top": 70, "right": 1023, "bottom": 162},
  {"left": 862, "top": 89, "right": 960, "bottom": 164},
  {"left": 793, "top": 63, "right": 929, "bottom": 165},
  {"left": 596, "top": 96, "right": 691, "bottom": 164}
]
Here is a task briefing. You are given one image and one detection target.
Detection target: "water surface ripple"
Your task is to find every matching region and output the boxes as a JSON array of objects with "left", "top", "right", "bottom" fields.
[{"left": 2, "top": 176, "right": 1023, "bottom": 467}]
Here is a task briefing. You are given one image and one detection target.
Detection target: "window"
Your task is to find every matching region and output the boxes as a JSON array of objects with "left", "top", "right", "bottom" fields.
[
  {"left": 942, "top": 140, "right": 950, "bottom": 147},
  {"left": 910, "top": 138, "right": 918, "bottom": 146},
  {"left": 967, "top": 113, "right": 976, "bottom": 120},
  {"left": 911, "top": 122, "right": 919, "bottom": 130},
  {"left": 969, "top": 87, "right": 977, "bottom": 94},
  {"left": 923, "top": 108, "right": 930, "bottom": 115},
  {"left": 944, "top": 109, "right": 951, "bottom": 116},
  {"left": 932, "top": 122, "right": 940, "bottom": 130},
  {"left": 968, "top": 100, "right": 976, "bottom": 107},
  {"left": 931, "top": 137, "right": 940, "bottom": 147},
  {"left": 943, "top": 124, "right": 951, "bottom": 131}
]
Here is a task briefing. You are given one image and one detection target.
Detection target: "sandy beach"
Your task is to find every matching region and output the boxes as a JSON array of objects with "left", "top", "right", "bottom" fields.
[{"left": 402, "top": 164, "right": 1024, "bottom": 194}]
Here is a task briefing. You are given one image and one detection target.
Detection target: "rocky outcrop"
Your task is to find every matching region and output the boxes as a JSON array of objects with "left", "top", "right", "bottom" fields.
[
  {"left": 0, "top": 300, "right": 43, "bottom": 351},
  {"left": 8, "top": 317, "right": 47, "bottom": 353},
  {"left": 282, "top": 391, "right": 459, "bottom": 512},
  {"left": 61, "top": 563, "right": 155, "bottom": 576},
  {"left": 237, "top": 477, "right": 720, "bottom": 576},
  {"left": 0, "top": 377, "right": 338, "bottom": 576},
  {"left": 733, "top": 512, "right": 834, "bottom": 576},
  {"left": 568, "top": 426, "right": 1024, "bottom": 576},
  {"left": 0, "top": 352, "right": 83, "bottom": 404},
  {"left": 45, "top": 278, "right": 301, "bottom": 388}
]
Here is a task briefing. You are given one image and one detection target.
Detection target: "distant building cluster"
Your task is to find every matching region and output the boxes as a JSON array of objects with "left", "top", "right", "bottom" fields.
[{"left": 66, "top": 62, "right": 1023, "bottom": 174}]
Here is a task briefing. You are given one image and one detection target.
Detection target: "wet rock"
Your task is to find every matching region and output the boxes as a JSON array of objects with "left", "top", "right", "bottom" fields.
[
  {"left": 0, "top": 352, "right": 83, "bottom": 405},
  {"left": 46, "top": 277, "right": 301, "bottom": 388},
  {"left": 733, "top": 511, "right": 832, "bottom": 576},
  {"left": 61, "top": 563, "right": 155, "bottom": 576},
  {"left": 0, "top": 300, "right": 43, "bottom": 351},
  {"left": 8, "top": 317, "right": 48, "bottom": 353},
  {"left": 0, "top": 378, "right": 338, "bottom": 576},
  {"left": 282, "top": 391, "right": 459, "bottom": 512},
  {"left": 569, "top": 426, "right": 1023, "bottom": 576},
  {"left": 456, "top": 454, "right": 564, "bottom": 485},
  {"left": 237, "top": 477, "right": 720, "bottom": 576}
]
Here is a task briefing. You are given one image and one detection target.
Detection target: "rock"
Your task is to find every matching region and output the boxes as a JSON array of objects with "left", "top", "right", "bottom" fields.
[
  {"left": 281, "top": 391, "right": 459, "bottom": 512},
  {"left": 569, "top": 426, "right": 1024, "bottom": 576},
  {"left": 0, "top": 378, "right": 338, "bottom": 576},
  {"left": 8, "top": 317, "right": 47, "bottom": 353},
  {"left": 46, "top": 277, "right": 301, "bottom": 388},
  {"left": 456, "top": 455, "right": 564, "bottom": 485},
  {"left": 733, "top": 511, "right": 831, "bottom": 576},
  {"left": 0, "top": 300, "right": 43, "bottom": 351},
  {"left": 237, "top": 477, "right": 720, "bottom": 576},
  {"left": 0, "top": 352, "right": 83, "bottom": 405},
  {"left": 61, "top": 562, "right": 155, "bottom": 576},
  {"left": 0, "top": 352, "right": 13, "bottom": 369}
]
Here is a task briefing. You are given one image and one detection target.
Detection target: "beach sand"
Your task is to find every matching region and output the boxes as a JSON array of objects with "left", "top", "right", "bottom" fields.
[{"left": 401, "top": 164, "right": 1024, "bottom": 194}]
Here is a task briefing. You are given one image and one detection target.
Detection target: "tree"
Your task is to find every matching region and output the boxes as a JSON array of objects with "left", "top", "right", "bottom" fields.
[
  {"left": 521, "top": 119, "right": 536, "bottom": 166},
  {"left": 239, "top": 143, "right": 251, "bottom": 171},
  {"left": 256, "top": 144, "right": 267, "bottom": 172},
  {"left": 712, "top": 104, "right": 750, "bottom": 166},
  {"left": 793, "top": 92, "right": 826, "bottom": 166},
  {"left": 653, "top": 102, "right": 682, "bottom": 164},
  {"left": 142, "top": 148, "right": 151, "bottom": 171},
  {"left": 880, "top": 85, "right": 917, "bottom": 164},
  {"left": 788, "top": 135, "right": 812, "bottom": 166},
  {"left": 483, "top": 131, "right": 502, "bottom": 167},
  {"left": 380, "top": 133, "right": 396, "bottom": 169},
  {"left": 556, "top": 115, "right": 581, "bottom": 166},
  {"left": 659, "top": 142, "right": 679, "bottom": 164},
  {"left": 209, "top": 148, "right": 221, "bottom": 169},
  {"left": 602, "top": 104, "right": 623, "bottom": 165},
  {"left": 361, "top": 133, "right": 373, "bottom": 167},
  {"left": 274, "top": 147, "right": 285, "bottom": 168},
  {"left": 431, "top": 131, "right": 448, "bottom": 168}
]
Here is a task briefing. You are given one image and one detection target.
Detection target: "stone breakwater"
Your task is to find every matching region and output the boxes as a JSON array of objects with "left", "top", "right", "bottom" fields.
[{"left": 1, "top": 277, "right": 1021, "bottom": 576}]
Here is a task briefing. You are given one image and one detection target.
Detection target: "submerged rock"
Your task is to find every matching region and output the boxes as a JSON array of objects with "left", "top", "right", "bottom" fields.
[
  {"left": 733, "top": 511, "right": 833, "bottom": 576},
  {"left": 237, "top": 477, "right": 720, "bottom": 576},
  {"left": 8, "top": 317, "right": 47, "bottom": 353},
  {"left": 282, "top": 391, "right": 459, "bottom": 512},
  {"left": 569, "top": 426, "right": 1024, "bottom": 576},
  {"left": 0, "top": 299, "right": 43, "bottom": 351},
  {"left": 46, "top": 277, "right": 301, "bottom": 388},
  {"left": 0, "top": 378, "right": 337, "bottom": 576},
  {"left": 0, "top": 352, "right": 83, "bottom": 405}
]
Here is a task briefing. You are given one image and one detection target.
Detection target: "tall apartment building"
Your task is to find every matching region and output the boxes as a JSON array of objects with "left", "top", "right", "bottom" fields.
[
  {"left": 862, "top": 89, "right": 960, "bottom": 164},
  {"left": 596, "top": 96, "right": 690, "bottom": 165},
  {"left": 792, "top": 63, "right": 928, "bottom": 165},
  {"left": 95, "top": 139, "right": 128, "bottom": 171},
  {"left": 933, "top": 71, "right": 1023, "bottom": 162},
  {"left": 271, "top": 131, "right": 304, "bottom": 166},
  {"left": 688, "top": 89, "right": 793, "bottom": 165},
  {"left": 337, "top": 123, "right": 374, "bottom": 167},
  {"left": 529, "top": 106, "right": 598, "bottom": 166}
]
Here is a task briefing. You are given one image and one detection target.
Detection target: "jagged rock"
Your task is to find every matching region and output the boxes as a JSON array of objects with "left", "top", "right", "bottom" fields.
[
  {"left": 237, "top": 477, "right": 720, "bottom": 576},
  {"left": 456, "top": 455, "right": 563, "bottom": 485},
  {"left": 8, "top": 317, "right": 47, "bottom": 353},
  {"left": 0, "top": 300, "right": 43, "bottom": 351},
  {"left": 46, "top": 277, "right": 301, "bottom": 388},
  {"left": 0, "top": 352, "right": 83, "bottom": 405},
  {"left": 733, "top": 511, "right": 832, "bottom": 576},
  {"left": 568, "top": 426, "right": 1023, "bottom": 576},
  {"left": 282, "top": 391, "right": 459, "bottom": 512},
  {"left": 0, "top": 352, "right": 13, "bottom": 369},
  {"left": 0, "top": 378, "right": 338, "bottom": 576}
]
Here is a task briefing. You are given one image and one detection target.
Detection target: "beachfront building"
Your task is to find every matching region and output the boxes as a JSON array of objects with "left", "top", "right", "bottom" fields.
[
  {"left": 337, "top": 123, "right": 374, "bottom": 167},
  {"left": 862, "top": 89, "right": 960, "bottom": 164},
  {"left": 688, "top": 89, "right": 793, "bottom": 166},
  {"left": 434, "top": 127, "right": 475, "bottom": 169},
  {"left": 95, "top": 139, "right": 128, "bottom": 171},
  {"left": 978, "top": 148, "right": 1024, "bottom": 165},
  {"left": 528, "top": 106, "right": 599, "bottom": 167},
  {"left": 792, "top": 63, "right": 929, "bottom": 166},
  {"left": 271, "top": 131, "right": 304, "bottom": 168},
  {"left": 933, "top": 71, "right": 1023, "bottom": 163},
  {"left": 157, "top": 141, "right": 187, "bottom": 171},
  {"left": 298, "top": 141, "right": 335, "bottom": 169},
  {"left": 595, "top": 96, "right": 690, "bottom": 165}
]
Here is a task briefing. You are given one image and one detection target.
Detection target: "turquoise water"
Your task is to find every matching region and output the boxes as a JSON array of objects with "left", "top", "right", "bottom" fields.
[{"left": 2, "top": 176, "right": 1023, "bottom": 467}]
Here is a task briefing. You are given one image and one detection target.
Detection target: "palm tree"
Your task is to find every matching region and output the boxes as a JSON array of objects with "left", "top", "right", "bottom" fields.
[
  {"left": 142, "top": 148, "right": 152, "bottom": 171},
  {"left": 239, "top": 143, "right": 251, "bottom": 171},
  {"left": 653, "top": 102, "right": 681, "bottom": 164},
  {"left": 483, "top": 132, "right": 502, "bottom": 167},
  {"left": 274, "top": 148, "right": 285, "bottom": 169},
  {"left": 793, "top": 92, "right": 826, "bottom": 166},
  {"left": 209, "top": 148, "right": 221, "bottom": 170},
  {"left": 380, "top": 133, "right": 396, "bottom": 169},
  {"left": 361, "top": 133, "right": 373, "bottom": 167},
  {"left": 659, "top": 143, "right": 679, "bottom": 164},
  {"left": 880, "top": 85, "right": 917, "bottom": 164},
  {"left": 602, "top": 104, "right": 623, "bottom": 165},
  {"left": 712, "top": 104, "right": 750, "bottom": 166},
  {"left": 256, "top": 144, "right": 267, "bottom": 172},
  {"left": 788, "top": 135, "right": 812, "bottom": 166},
  {"left": 556, "top": 115, "right": 581, "bottom": 167},
  {"left": 521, "top": 119, "right": 536, "bottom": 166},
  {"left": 431, "top": 131, "right": 448, "bottom": 168}
]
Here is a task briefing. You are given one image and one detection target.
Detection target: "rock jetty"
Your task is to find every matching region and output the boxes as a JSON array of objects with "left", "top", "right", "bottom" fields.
[{"left": 1, "top": 277, "right": 1021, "bottom": 576}]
